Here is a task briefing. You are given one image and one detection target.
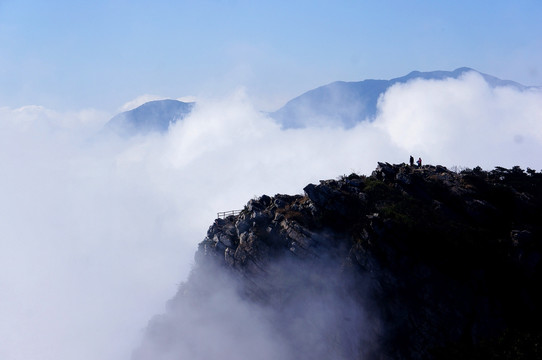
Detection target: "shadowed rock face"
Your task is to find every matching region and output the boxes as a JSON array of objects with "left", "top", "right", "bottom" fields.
[{"left": 135, "top": 163, "right": 542, "bottom": 360}]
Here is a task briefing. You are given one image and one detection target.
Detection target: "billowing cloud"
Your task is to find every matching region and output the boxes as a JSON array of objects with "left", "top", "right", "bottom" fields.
[
  {"left": 0, "top": 75, "right": 541, "bottom": 360},
  {"left": 376, "top": 71, "right": 542, "bottom": 169}
]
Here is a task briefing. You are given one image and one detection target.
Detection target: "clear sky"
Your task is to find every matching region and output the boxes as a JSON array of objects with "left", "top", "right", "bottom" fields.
[{"left": 1, "top": 0, "right": 541, "bottom": 112}]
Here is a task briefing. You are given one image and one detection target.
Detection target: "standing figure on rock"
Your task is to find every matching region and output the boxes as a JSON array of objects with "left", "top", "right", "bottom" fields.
[
  {"left": 417, "top": 157, "right": 422, "bottom": 167},
  {"left": 410, "top": 155, "right": 414, "bottom": 166}
]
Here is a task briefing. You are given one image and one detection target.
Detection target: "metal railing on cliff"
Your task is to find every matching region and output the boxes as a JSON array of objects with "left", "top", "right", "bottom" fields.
[{"left": 217, "top": 209, "right": 243, "bottom": 219}]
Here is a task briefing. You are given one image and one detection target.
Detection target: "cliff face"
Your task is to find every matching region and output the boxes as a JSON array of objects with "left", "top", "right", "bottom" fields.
[{"left": 134, "top": 163, "right": 542, "bottom": 360}]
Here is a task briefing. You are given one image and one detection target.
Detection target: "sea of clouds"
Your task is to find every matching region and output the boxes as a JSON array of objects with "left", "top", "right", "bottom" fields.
[{"left": 0, "top": 71, "right": 541, "bottom": 359}]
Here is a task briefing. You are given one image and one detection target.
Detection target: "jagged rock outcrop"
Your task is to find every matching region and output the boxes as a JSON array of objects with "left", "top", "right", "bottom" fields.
[{"left": 135, "top": 163, "right": 542, "bottom": 360}]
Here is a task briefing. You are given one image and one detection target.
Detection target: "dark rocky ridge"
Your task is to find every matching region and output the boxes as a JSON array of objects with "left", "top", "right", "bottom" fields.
[{"left": 135, "top": 163, "right": 542, "bottom": 359}]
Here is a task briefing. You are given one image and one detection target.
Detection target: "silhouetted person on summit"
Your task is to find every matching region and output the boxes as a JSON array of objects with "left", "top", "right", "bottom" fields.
[
  {"left": 417, "top": 157, "right": 422, "bottom": 167},
  {"left": 410, "top": 156, "right": 414, "bottom": 166}
]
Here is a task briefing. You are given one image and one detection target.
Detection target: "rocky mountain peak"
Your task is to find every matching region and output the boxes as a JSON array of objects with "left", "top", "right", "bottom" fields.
[{"left": 135, "top": 163, "right": 542, "bottom": 359}]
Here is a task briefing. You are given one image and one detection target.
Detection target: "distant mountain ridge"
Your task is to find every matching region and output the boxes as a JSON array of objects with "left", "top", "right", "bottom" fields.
[
  {"left": 105, "top": 99, "right": 194, "bottom": 136},
  {"left": 270, "top": 67, "right": 533, "bottom": 128}
]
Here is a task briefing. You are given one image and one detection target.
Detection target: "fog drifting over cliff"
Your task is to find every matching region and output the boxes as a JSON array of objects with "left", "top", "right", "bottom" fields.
[{"left": 0, "top": 72, "right": 541, "bottom": 359}]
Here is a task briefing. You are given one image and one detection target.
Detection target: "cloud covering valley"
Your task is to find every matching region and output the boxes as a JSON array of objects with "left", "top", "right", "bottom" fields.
[{"left": 0, "top": 72, "right": 541, "bottom": 359}]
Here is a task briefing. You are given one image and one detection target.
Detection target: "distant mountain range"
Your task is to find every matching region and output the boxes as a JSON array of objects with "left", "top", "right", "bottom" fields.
[
  {"left": 104, "top": 68, "right": 536, "bottom": 135},
  {"left": 270, "top": 67, "right": 531, "bottom": 128}
]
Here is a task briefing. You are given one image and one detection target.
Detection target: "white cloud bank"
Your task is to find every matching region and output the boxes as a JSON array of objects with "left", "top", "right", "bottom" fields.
[{"left": 0, "top": 73, "right": 541, "bottom": 360}]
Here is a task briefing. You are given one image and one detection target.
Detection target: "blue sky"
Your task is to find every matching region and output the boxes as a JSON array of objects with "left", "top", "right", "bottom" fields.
[{"left": 1, "top": 0, "right": 541, "bottom": 112}]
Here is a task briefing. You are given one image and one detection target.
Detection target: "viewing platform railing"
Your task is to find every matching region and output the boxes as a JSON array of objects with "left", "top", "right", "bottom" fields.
[{"left": 217, "top": 209, "right": 243, "bottom": 219}]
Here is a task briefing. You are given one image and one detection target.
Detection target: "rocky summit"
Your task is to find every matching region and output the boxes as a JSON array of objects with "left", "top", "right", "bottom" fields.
[{"left": 134, "top": 163, "right": 542, "bottom": 360}]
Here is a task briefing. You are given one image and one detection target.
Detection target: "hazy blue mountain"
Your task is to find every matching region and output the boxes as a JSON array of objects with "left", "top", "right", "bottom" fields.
[
  {"left": 105, "top": 99, "right": 195, "bottom": 136},
  {"left": 270, "top": 67, "right": 531, "bottom": 129}
]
